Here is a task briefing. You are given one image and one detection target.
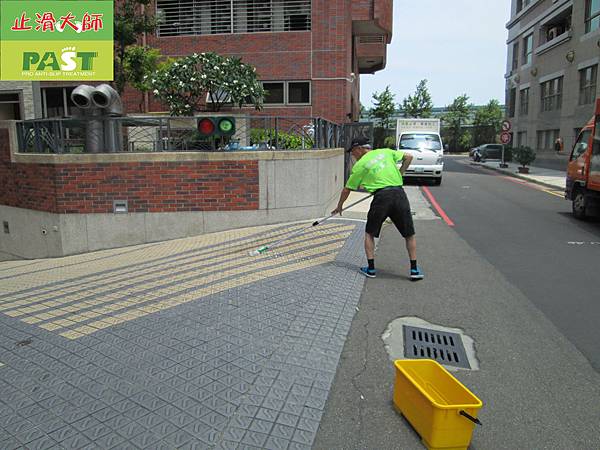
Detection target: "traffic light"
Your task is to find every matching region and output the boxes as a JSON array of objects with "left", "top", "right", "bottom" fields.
[{"left": 197, "top": 117, "right": 236, "bottom": 137}]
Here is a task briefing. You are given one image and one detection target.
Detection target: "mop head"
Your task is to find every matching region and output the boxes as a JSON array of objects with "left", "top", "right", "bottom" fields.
[{"left": 248, "top": 245, "right": 269, "bottom": 256}]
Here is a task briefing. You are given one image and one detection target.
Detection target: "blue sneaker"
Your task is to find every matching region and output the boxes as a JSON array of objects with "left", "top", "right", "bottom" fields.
[
  {"left": 360, "top": 267, "right": 376, "bottom": 278},
  {"left": 410, "top": 267, "right": 424, "bottom": 281}
]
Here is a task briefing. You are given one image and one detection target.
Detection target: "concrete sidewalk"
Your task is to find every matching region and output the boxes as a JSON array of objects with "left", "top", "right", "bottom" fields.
[{"left": 470, "top": 159, "right": 566, "bottom": 190}]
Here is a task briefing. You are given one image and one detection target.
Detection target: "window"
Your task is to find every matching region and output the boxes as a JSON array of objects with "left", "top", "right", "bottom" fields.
[
  {"left": 263, "top": 82, "right": 284, "bottom": 104},
  {"left": 536, "top": 129, "right": 560, "bottom": 150},
  {"left": 211, "top": 1, "right": 232, "bottom": 34},
  {"left": 42, "top": 87, "right": 76, "bottom": 118},
  {"left": 288, "top": 82, "right": 310, "bottom": 104},
  {"left": 571, "top": 129, "right": 592, "bottom": 160},
  {"left": 517, "top": 0, "right": 532, "bottom": 13},
  {"left": 579, "top": 65, "right": 597, "bottom": 105},
  {"left": 508, "top": 88, "right": 516, "bottom": 118},
  {"left": 512, "top": 42, "right": 519, "bottom": 71},
  {"left": 517, "top": 131, "right": 528, "bottom": 147},
  {"left": 399, "top": 134, "right": 442, "bottom": 151},
  {"left": 157, "top": 0, "right": 312, "bottom": 37},
  {"left": 247, "top": 0, "right": 271, "bottom": 32},
  {"left": 519, "top": 87, "right": 529, "bottom": 116},
  {"left": 541, "top": 77, "right": 563, "bottom": 112},
  {"left": 0, "top": 92, "right": 22, "bottom": 120},
  {"left": 585, "top": 0, "right": 600, "bottom": 34},
  {"left": 522, "top": 34, "right": 533, "bottom": 65},
  {"left": 284, "top": 1, "right": 310, "bottom": 31},
  {"left": 262, "top": 81, "right": 310, "bottom": 105}
]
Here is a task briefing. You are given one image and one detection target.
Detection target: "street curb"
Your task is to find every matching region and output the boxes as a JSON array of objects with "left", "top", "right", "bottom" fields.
[{"left": 472, "top": 162, "right": 565, "bottom": 191}]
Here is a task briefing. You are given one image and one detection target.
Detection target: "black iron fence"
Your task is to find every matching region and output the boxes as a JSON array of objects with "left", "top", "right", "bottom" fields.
[{"left": 15, "top": 115, "right": 350, "bottom": 154}]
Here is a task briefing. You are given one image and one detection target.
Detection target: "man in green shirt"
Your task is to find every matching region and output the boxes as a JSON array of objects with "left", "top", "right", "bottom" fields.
[{"left": 332, "top": 137, "right": 423, "bottom": 280}]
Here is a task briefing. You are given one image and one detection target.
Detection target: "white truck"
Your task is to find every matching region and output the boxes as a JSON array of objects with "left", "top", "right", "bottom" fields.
[{"left": 396, "top": 118, "right": 444, "bottom": 185}]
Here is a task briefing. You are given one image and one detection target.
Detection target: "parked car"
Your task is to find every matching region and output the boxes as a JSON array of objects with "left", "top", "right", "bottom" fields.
[{"left": 472, "top": 144, "right": 505, "bottom": 161}]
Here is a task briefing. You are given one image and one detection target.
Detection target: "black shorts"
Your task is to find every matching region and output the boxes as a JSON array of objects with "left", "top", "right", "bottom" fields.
[{"left": 366, "top": 186, "right": 415, "bottom": 238}]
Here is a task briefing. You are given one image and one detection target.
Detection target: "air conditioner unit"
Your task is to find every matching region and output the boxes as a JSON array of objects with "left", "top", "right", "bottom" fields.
[{"left": 548, "top": 27, "right": 559, "bottom": 41}]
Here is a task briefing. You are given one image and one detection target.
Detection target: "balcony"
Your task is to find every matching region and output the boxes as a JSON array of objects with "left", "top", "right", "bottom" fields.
[
  {"left": 535, "top": 30, "right": 572, "bottom": 56},
  {"left": 352, "top": 0, "right": 392, "bottom": 73},
  {"left": 535, "top": 6, "right": 572, "bottom": 56}
]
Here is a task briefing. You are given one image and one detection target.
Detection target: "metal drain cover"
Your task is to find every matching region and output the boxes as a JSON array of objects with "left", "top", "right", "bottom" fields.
[{"left": 403, "top": 325, "right": 471, "bottom": 369}]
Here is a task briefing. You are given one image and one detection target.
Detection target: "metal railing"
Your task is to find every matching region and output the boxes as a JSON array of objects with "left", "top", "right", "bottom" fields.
[{"left": 15, "top": 115, "right": 345, "bottom": 154}]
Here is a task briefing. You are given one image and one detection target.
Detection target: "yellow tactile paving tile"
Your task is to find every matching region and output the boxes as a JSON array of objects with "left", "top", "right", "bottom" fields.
[
  {"left": 0, "top": 222, "right": 315, "bottom": 299},
  {"left": 0, "top": 224, "right": 353, "bottom": 318},
  {"left": 63, "top": 251, "right": 341, "bottom": 339},
  {"left": 0, "top": 220, "right": 358, "bottom": 339},
  {"left": 33, "top": 235, "right": 351, "bottom": 331}
]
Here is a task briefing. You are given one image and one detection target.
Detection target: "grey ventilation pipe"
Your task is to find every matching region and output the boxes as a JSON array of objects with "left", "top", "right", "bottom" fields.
[
  {"left": 71, "top": 84, "right": 124, "bottom": 153},
  {"left": 91, "top": 84, "right": 123, "bottom": 116},
  {"left": 71, "top": 85, "right": 96, "bottom": 109}
]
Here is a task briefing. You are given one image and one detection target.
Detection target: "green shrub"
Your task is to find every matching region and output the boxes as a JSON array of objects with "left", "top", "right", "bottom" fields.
[
  {"left": 383, "top": 136, "right": 397, "bottom": 149},
  {"left": 249, "top": 128, "right": 312, "bottom": 149},
  {"left": 513, "top": 146, "right": 536, "bottom": 167}
]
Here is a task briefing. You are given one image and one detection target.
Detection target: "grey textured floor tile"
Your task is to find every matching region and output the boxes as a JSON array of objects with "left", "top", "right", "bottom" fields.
[
  {"left": 291, "top": 428, "right": 317, "bottom": 446},
  {"left": 115, "top": 420, "right": 145, "bottom": 440},
  {"left": 59, "top": 433, "right": 93, "bottom": 449},
  {"left": 241, "top": 430, "right": 268, "bottom": 448},
  {"left": 93, "top": 432, "right": 126, "bottom": 449},
  {"left": 264, "top": 435, "right": 291, "bottom": 450},
  {"left": 25, "top": 434, "right": 58, "bottom": 450},
  {"left": 270, "top": 424, "right": 295, "bottom": 440},
  {"left": 130, "top": 430, "right": 161, "bottom": 448},
  {"left": 163, "top": 429, "right": 194, "bottom": 447}
]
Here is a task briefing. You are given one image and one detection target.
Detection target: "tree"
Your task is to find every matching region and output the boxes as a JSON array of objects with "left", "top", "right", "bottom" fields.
[
  {"left": 472, "top": 99, "right": 504, "bottom": 146},
  {"left": 114, "top": 0, "right": 157, "bottom": 95},
  {"left": 371, "top": 86, "right": 396, "bottom": 130},
  {"left": 401, "top": 79, "right": 434, "bottom": 118},
  {"left": 149, "top": 52, "right": 265, "bottom": 116},
  {"left": 442, "top": 94, "right": 473, "bottom": 152},
  {"left": 123, "top": 46, "right": 162, "bottom": 112},
  {"left": 371, "top": 86, "right": 396, "bottom": 147}
]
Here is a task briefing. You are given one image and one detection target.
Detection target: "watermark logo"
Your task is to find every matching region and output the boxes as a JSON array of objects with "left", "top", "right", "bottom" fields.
[{"left": 1, "top": 1, "right": 113, "bottom": 81}]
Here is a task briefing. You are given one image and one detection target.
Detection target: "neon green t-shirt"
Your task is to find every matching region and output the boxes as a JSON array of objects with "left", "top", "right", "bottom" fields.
[{"left": 345, "top": 148, "right": 405, "bottom": 192}]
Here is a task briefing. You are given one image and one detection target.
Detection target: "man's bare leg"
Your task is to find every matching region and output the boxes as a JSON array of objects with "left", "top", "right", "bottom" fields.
[
  {"left": 365, "top": 233, "right": 375, "bottom": 259},
  {"left": 405, "top": 235, "right": 417, "bottom": 260}
]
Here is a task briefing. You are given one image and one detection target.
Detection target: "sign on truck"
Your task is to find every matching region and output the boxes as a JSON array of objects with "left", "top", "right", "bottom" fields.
[{"left": 396, "top": 118, "right": 444, "bottom": 186}]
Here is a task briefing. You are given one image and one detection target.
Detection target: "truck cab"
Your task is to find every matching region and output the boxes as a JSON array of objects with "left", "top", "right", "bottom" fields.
[
  {"left": 396, "top": 119, "right": 444, "bottom": 185},
  {"left": 565, "top": 98, "right": 600, "bottom": 218}
]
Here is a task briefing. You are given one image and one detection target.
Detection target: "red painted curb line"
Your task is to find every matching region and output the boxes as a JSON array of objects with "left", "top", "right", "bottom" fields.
[{"left": 421, "top": 186, "right": 455, "bottom": 227}]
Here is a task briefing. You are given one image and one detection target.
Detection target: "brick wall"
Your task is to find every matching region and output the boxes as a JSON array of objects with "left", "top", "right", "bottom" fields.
[
  {"left": 0, "top": 129, "right": 259, "bottom": 214},
  {"left": 129, "top": 0, "right": 359, "bottom": 124}
]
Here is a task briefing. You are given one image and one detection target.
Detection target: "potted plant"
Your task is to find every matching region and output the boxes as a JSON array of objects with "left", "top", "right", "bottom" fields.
[{"left": 513, "top": 146, "right": 536, "bottom": 174}]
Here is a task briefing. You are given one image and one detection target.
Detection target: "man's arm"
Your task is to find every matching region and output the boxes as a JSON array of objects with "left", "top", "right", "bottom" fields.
[
  {"left": 398, "top": 153, "right": 413, "bottom": 175},
  {"left": 332, "top": 187, "right": 352, "bottom": 215}
]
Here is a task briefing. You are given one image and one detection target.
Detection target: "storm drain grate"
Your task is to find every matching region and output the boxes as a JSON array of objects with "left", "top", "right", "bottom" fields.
[{"left": 403, "top": 325, "right": 471, "bottom": 369}]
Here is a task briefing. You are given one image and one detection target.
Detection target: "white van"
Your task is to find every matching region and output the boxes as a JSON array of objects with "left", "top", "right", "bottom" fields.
[{"left": 396, "top": 118, "right": 444, "bottom": 185}]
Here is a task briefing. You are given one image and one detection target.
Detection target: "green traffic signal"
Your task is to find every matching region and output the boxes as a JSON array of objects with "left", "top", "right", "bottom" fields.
[{"left": 197, "top": 117, "right": 236, "bottom": 137}]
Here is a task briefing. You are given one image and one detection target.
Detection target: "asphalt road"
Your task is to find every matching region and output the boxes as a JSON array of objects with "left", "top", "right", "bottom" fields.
[
  {"left": 314, "top": 157, "right": 600, "bottom": 450},
  {"left": 438, "top": 156, "right": 600, "bottom": 372}
]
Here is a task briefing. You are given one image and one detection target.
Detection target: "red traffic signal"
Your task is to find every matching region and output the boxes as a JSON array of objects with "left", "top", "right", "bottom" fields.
[
  {"left": 198, "top": 118, "right": 216, "bottom": 136},
  {"left": 197, "top": 117, "right": 236, "bottom": 137}
]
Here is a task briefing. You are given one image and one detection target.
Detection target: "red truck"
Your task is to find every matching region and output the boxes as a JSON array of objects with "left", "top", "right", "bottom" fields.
[{"left": 566, "top": 98, "right": 600, "bottom": 219}]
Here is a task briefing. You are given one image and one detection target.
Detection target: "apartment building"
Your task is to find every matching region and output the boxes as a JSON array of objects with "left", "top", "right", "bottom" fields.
[
  {"left": 0, "top": 1, "right": 393, "bottom": 124},
  {"left": 505, "top": 0, "right": 599, "bottom": 162}
]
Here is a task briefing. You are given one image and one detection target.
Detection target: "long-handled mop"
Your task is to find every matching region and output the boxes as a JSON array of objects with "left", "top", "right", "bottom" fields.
[{"left": 249, "top": 193, "right": 373, "bottom": 256}]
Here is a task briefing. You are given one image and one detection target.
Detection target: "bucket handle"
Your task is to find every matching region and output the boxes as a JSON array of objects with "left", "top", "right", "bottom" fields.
[{"left": 459, "top": 410, "right": 482, "bottom": 426}]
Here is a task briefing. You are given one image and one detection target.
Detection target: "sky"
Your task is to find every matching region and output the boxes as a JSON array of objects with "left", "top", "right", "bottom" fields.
[{"left": 360, "top": 0, "right": 511, "bottom": 109}]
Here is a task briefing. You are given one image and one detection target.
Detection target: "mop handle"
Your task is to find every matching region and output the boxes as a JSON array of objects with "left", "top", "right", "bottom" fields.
[
  {"left": 312, "top": 193, "right": 374, "bottom": 226},
  {"left": 262, "top": 193, "right": 374, "bottom": 251}
]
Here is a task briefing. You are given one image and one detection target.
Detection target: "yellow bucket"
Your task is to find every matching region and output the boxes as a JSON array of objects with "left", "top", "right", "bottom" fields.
[{"left": 393, "top": 359, "right": 483, "bottom": 450}]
